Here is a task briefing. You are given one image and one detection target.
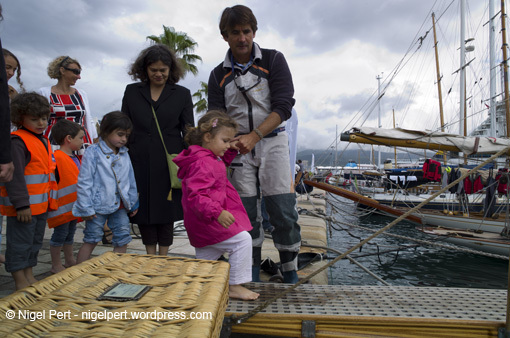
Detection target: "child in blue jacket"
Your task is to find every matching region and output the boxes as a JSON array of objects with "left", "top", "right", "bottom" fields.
[{"left": 73, "top": 111, "right": 138, "bottom": 263}]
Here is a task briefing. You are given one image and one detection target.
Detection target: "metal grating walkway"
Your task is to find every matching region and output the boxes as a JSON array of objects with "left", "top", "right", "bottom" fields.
[{"left": 227, "top": 283, "right": 507, "bottom": 321}]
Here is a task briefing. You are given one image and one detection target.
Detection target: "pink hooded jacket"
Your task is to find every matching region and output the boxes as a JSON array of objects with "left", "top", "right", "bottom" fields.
[{"left": 173, "top": 145, "right": 252, "bottom": 248}]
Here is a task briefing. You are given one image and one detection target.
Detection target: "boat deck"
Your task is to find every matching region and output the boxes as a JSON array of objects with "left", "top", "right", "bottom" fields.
[{"left": 227, "top": 283, "right": 506, "bottom": 337}]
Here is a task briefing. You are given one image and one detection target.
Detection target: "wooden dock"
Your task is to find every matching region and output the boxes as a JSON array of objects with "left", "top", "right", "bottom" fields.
[{"left": 226, "top": 283, "right": 506, "bottom": 337}]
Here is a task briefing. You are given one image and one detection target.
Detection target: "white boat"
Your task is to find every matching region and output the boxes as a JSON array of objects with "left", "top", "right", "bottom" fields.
[
  {"left": 364, "top": 189, "right": 508, "bottom": 213},
  {"left": 418, "top": 226, "right": 510, "bottom": 257}
]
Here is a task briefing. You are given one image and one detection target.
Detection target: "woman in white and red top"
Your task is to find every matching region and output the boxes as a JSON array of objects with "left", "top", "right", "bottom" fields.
[{"left": 37, "top": 55, "right": 97, "bottom": 151}]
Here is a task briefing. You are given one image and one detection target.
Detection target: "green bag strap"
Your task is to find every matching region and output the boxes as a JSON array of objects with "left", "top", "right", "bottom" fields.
[
  {"left": 152, "top": 105, "right": 176, "bottom": 201},
  {"left": 151, "top": 105, "right": 170, "bottom": 156}
]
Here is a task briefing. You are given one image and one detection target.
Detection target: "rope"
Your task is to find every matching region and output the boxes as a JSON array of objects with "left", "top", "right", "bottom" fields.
[
  {"left": 376, "top": 245, "right": 400, "bottom": 267},
  {"left": 228, "top": 146, "right": 510, "bottom": 327}
]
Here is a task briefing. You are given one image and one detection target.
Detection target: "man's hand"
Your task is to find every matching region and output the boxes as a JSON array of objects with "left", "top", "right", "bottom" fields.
[
  {"left": 0, "top": 162, "right": 14, "bottom": 182},
  {"left": 217, "top": 210, "right": 235, "bottom": 228},
  {"left": 16, "top": 208, "right": 32, "bottom": 223},
  {"left": 235, "top": 132, "right": 260, "bottom": 155}
]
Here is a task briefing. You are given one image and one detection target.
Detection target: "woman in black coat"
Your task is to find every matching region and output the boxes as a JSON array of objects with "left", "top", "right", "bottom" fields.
[{"left": 122, "top": 44, "right": 194, "bottom": 255}]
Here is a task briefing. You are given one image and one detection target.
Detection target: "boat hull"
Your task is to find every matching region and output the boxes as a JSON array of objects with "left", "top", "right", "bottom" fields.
[
  {"left": 418, "top": 226, "right": 510, "bottom": 257},
  {"left": 417, "top": 211, "right": 507, "bottom": 233}
]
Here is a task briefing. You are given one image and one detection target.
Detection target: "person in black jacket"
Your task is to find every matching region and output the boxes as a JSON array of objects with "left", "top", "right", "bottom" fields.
[
  {"left": 0, "top": 5, "right": 13, "bottom": 183},
  {"left": 121, "top": 44, "right": 194, "bottom": 256}
]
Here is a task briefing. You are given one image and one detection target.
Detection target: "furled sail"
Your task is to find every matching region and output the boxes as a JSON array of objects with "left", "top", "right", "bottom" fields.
[{"left": 341, "top": 127, "right": 510, "bottom": 155}]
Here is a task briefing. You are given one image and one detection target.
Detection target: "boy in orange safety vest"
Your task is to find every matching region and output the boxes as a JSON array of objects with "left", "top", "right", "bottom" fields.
[
  {"left": 0, "top": 92, "right": 57, "bottom": 290},
  {"left": 47, "top": 119, "right": 84, "bottom": 273}
]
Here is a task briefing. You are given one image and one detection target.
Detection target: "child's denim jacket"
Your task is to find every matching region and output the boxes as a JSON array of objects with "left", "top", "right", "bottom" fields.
[{"left": 72, "top": 138, "right": 138, "bottom": 217}]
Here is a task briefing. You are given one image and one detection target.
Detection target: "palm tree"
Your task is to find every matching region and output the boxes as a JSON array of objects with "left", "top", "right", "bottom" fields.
[
  {"left": 147, "top": 25, "right": 202, "bottom": 78},
  {"left": 193, "top": 81, "right": 208, "bottom": 120}
]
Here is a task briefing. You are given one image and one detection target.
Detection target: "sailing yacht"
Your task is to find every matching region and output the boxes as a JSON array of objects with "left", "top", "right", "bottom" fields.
[{"left": 335, "top": 0, "right": 510, "bottom": 257}]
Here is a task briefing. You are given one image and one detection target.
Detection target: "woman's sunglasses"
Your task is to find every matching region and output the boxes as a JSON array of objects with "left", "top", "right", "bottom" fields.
[{"left": 63, "top": 66, "right": 81, "bottom": 75}]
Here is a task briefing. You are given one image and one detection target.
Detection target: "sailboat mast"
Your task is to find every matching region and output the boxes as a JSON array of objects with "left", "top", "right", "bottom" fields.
[
  {"left": 335, "top": 125, "right": 338, "bottom": 166},
  {"left": 376, "top": 74, "right": 382, "bottom": 169},
  {"left": 501, "top": 0, "right": 510, "bottom": 137},
  {"left": 432, "top": 12, "right": 447, "bottom": 165},
  {"left": 460, "top": 0, "right": 466, "bottom": 136},
  {"left": 490, "top": 0, "right": 497, "bottom": 137},
  {"left": 393, "top": 109, "right": 397, "bottom": 168}
]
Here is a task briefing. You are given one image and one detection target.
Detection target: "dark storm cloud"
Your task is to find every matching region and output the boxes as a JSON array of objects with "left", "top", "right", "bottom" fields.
[
  {"left": 1, "top": 0, "right": 147, "bottom": 59},
  {"left": 0, "top": 0, "right": 151, "bottom": 107}
]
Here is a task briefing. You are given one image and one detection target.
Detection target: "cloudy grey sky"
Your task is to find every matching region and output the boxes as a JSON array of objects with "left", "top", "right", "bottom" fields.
[{"left": 0, "top": 0, "right": 489, "bottom": 152}]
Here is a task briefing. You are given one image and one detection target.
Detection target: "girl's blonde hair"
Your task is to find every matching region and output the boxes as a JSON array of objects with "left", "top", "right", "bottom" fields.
[{"left": 185, "top": 110, "right": 238, "bottom": 146}]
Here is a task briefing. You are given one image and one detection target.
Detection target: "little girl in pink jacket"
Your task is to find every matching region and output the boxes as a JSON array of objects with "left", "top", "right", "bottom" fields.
[{"left": 173, "top": 111, "right": 259, "bottom": 301}]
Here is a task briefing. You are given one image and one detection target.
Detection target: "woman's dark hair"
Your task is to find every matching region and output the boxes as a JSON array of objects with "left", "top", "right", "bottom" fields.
[
  {"left": 51, "top": 119, "right": 84, "bottom": 146},
  {"left": 3, "top": 49, "right": 25, "bottom": 91},
  {"left": 10, "top": 92, "right": 51, "bottom": 128},
  {"left": 219, "top": 5, "right": 258, "bottom": 38},
  {"left": 128, "top": 44, "right": 183, "bottom": 84},
  {"left": 99, "top": 111, "right": 133, "bottom": 139},
  {"left": 185, "top": 110, "right": 238, "bottom": 146}
]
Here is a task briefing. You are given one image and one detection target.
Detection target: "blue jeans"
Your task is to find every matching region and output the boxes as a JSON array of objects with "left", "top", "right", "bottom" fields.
[
  {"left": 83, "top": 208, "right": 131, "bottom": 247},
  {"left": 50, "top": 220, "right": 77, "bottom": 246}
]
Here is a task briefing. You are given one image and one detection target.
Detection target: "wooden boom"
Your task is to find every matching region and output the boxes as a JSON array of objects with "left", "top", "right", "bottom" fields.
[{"left": 304, "top": 180, "right": 424, "bottom": 225}]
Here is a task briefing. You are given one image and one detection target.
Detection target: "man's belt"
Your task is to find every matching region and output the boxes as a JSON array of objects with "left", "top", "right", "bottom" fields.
[{"left": 237, "top": 126, "right": 286, "bottom": 138}]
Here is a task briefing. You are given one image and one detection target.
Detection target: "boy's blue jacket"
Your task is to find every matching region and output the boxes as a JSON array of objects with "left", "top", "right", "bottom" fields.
[{"left": 72, "top": 139, "right": 138, "bottom": 217}]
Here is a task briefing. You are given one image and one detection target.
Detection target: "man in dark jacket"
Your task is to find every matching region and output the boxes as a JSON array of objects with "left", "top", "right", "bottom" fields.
[
  {"left": 0, "top": 5, "right": 13, "bottom": 183},
  {"left": 208, "top": 5, "right": 301, "bottom": 284}
]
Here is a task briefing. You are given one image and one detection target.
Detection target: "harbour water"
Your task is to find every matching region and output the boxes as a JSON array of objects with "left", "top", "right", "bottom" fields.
[{"left": 324, "top": 194, "right": 509, "bottom": 289}]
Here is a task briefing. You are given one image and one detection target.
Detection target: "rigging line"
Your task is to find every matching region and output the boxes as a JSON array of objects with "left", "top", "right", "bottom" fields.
[
  {"left": 319, "top": 204, "right": 435, "bottom": 245},
  {"left": 328, "top": 211, "right": 406, "bottom": 248},
  {"left": 329, "top": 205, "right": 375, "bottom": 222},
  {"left": 301, "top": 243, "right": 390, "bottom": 286},
  {"left": 392, "top": 2, "right": 456, "bottom": 127},
  {"left": 434, "top": 0, "right": 456, "bottom": 24},
  {"left": 349, "top": 3, "right": 453, "bottom": 131},
  {"left": 376, "top": 244, "right": 400, "bottom": 267},
  {"left": 347, "top": 2, "right": 441, "bottom": 131},
  {"left": 349, "top": 244, "right": 421, "bottom": 259}
]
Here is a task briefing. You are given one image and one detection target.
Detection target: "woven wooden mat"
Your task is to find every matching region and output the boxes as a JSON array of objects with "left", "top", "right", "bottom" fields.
[{"left": 0, "top": 252, "right": 230, "bottom": 337}]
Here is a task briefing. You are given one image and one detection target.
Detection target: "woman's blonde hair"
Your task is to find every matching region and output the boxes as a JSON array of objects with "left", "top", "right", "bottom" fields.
[
  {"left": 184, "top": 110, "right": 238, "bottom": 146},
  {"left": 47, "top": 55, "right": 81, "bottom": 79}
]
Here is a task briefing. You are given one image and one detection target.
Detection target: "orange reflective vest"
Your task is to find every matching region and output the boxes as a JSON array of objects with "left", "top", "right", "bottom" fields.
[
  {"left": 0, "top": 129, "right": 58, "bottom": 216},
  {"left": 47, "top": 150, "right": 80, "bottom": 228}
]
